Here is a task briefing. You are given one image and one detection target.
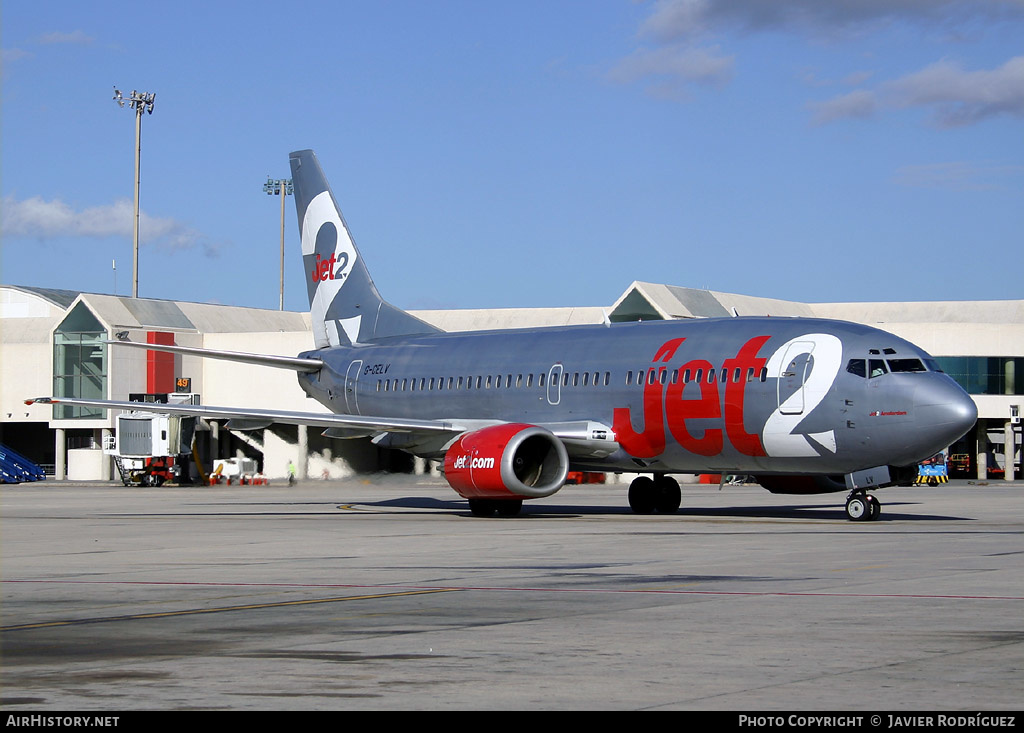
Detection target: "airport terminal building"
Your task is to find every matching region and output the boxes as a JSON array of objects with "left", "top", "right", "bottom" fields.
[{"left": 1, "top": 282, "right": 1020, "bottom": 483}]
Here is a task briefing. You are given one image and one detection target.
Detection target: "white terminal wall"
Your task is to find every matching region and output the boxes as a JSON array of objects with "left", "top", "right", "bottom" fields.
[{"left": 2, "top": 285, "right": 1021, "bottom": 479}]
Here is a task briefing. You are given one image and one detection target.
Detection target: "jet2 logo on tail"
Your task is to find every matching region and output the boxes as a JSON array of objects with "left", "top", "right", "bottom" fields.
[
  {"left": 310, "top": 252, "right": 350, "bottom": 283},
  {"left": 301, "top": 191, "right": 361, "bottom": 349},
  {"left": 302, "top": 191, "right": 358, "bottom": 290}
]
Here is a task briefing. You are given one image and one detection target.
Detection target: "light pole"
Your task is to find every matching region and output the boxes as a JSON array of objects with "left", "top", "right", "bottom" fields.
[
  {"left": 264, "top": 177, "right": 293, "bottom": 310},
  {"left": 113, "top": 87, "right": 155, "bottom": 298}
]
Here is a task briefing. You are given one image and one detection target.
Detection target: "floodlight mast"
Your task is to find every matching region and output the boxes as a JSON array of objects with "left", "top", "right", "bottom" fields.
[
  {"left": 264, "top": 177, "right": 293, "bottom": 310},
  {"left": 113, "top": 88, "right": 155, "bottom": 298}
]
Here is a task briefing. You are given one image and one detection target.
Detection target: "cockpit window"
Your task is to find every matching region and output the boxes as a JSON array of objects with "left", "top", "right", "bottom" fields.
[
  {"left": 869, "top": 359, "right": 888, "bottom": 378},
  {"left": 846, "top": 359, "right": 867, "bottom": 378},
  {"left": 887, "top": 358, "right": 926, "bottom": 373},
  {"left": 924, "top": 359, "right": 943, "bottom": 373}
]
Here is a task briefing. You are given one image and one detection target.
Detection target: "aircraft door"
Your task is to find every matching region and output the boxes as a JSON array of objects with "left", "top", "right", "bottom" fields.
[
  {"left": 547, "top": 364, "right": 563, "bottom": 405},
  {"left": 777, "top": 342, "right": 815, "bottom": 415},
  {"left": 345, "top": 360, "right": 363, "bottom": 414}
]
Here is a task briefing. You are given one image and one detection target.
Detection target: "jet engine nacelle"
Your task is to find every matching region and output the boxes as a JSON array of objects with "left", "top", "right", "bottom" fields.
[{"left": 443, "top": 423, "right": 569, "bottom": 500}]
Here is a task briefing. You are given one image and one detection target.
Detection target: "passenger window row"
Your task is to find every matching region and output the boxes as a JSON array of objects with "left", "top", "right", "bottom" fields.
[
  {"left": 377, "top": 355, "right": 938, "bottom": 392},
  {"left": 375, "top": 371, "right": 613, "bottom": 393},
  {"left": 626, "top": 366, "right": 769, "bottom": 386}
]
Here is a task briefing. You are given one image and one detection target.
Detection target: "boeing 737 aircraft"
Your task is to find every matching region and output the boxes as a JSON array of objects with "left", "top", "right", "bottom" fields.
[{"left": 30, "top": 150, "right": 978, "bottom": 520}]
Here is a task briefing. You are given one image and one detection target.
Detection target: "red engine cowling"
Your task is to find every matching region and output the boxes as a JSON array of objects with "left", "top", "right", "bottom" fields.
[{"left": 443, "top": 424, "right": 569, "bottom": 500}]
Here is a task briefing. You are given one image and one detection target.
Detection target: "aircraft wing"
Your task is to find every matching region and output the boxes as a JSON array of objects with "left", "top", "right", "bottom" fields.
[
  {"left": 26, "top": 397, "right": 466, "bottom": 434},
  {"left": 26, "top": 397, "right": 618, "bottom": 459}
]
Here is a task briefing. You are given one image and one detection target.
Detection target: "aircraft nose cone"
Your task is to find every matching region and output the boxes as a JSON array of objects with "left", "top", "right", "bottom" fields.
[{"left": 914, "top": 377, "right": 978, "bottom": 447}]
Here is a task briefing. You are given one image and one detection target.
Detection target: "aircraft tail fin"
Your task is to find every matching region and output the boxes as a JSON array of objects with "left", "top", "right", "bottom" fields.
[{"left": 289, "top": 149, "right": 442, "bottom": 348}]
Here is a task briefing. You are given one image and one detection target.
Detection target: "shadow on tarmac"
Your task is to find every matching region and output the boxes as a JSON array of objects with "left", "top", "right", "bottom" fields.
[{"left": 363, "top": 496, "right": 969, "bottom": 522}]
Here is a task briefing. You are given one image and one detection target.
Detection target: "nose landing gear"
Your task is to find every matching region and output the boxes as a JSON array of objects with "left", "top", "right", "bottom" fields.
[{"left": 845, "top": 490, "right": 881, "bottom": 521}]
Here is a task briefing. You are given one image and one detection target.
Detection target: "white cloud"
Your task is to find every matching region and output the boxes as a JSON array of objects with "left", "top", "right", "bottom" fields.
[
  {"left": 809, "top": 89, "right": 878, "bottom": 125},
  {"left": 618, "top": 0, "right": 1024, "bottom": 115},
  {"left": 885, "top": 56, "right": 1024, "bottom": 126},
  {"left": 0, "top": 196, "right": 224, "bottom": 255},
  {"left": 639, "top": 0, "right": 1024, "bottom": 40},
  {"left": 37, "top": 30, "right": 95, "bottom": 45},
  {"left": 811, "top": 56, "right": 1024, "bottom": 127},
  {"left": 609, "top": 44, "right": 734, "bottom": 99},
  {"left": 892, "top": 161, "right": 1024, "bottom": 190},
  {"left": 1, "top": 48, "right": 32, "bottom": 65}
]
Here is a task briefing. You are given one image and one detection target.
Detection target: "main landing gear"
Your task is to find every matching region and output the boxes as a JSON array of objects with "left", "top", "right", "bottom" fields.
[
  {"left": 467, "top": 498, "right": 523, "bottom": 517},
  {"left": 845, "top": 490, "right": 881, "bottom": 522},
  {"left": 628, "top": 475, "right": 681, "bottom": 514}
]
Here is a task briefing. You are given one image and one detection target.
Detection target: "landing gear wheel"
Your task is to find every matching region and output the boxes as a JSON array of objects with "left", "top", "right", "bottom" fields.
[
  {"left": 468, "top": 499, "right": 496, "bottom": 517},
  {"left": 845, "top": 494, "right": 870, "bottom": 521},
  {"left": 654, "top": 476, "right": 681, "bottom": 514},
  {"left": 866, "top": 494, "right": 881, "bottom": 520},
  {"left": 468, "top": 499, "right": 523, "bottom": 517},
  {"left": 495, "top": 499, "right": 523, "bottom": 517},
  {"left": 628, "top": 476, "right": 657, "bottom": 514}
]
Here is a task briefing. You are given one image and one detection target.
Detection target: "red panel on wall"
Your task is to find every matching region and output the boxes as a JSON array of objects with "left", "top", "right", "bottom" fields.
[{"left": 147, "top": 331, "right": 175, "bottom": 394}]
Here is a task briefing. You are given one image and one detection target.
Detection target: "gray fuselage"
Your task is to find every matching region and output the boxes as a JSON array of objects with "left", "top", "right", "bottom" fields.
[{"left": 297, "top": 316, "right": 976, "bottom": 476}]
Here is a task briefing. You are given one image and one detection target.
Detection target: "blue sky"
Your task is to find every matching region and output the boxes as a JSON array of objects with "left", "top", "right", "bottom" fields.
[{"left": 3, "top": 1, "right": 1022, "bottom": 312}]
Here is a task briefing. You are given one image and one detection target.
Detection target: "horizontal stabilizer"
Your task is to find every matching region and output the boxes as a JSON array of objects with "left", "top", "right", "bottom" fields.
[{"left": 107, "top": 339, "right": 323, "bottom": 373}]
